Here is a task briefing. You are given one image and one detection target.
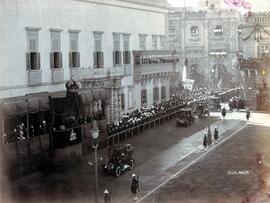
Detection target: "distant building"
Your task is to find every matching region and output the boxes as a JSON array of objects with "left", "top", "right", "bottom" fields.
[
  {"left": 168, "top": 7, "right": 242, "bottom": 88},
  {"left": 239, "top": 12, "right": 270, "bottom": 110}
]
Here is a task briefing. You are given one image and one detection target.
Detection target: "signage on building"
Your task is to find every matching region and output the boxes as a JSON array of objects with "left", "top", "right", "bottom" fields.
[{"left": 183, "top": 79, "right": 195, "bottom": 91}]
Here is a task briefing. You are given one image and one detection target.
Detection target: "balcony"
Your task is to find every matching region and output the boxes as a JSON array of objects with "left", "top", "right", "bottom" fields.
[
  {"left": 28, "top": 70, "right": 42, "bottom": 87},
  {"left": 71, "top": 65, "right": 132, "bottom": 81},
  {"left": 51, "top": 68, "right": 64, "bottom": 84},
  {"left": 133, "top": 50, "right": 177, "bottom": 82}
]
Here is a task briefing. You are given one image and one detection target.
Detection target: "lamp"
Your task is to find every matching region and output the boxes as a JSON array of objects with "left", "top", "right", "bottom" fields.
[{"left": 91, "top": 120, "right": 99, "bottom": 203}]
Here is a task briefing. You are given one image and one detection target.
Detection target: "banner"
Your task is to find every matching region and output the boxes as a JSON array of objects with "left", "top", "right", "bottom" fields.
[{"left": 184, "top": 79, "right": 195, "bottom": 91}]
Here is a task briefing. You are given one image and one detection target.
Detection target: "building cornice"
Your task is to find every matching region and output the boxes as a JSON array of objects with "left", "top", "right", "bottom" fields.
[{"left": 74, "top": 0, "right": 168, "bottom": 14}]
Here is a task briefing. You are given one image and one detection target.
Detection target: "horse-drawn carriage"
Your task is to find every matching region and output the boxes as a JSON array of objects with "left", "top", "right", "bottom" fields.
[{"left": 176, "top": 108, "right": 195, "bottom": 127}]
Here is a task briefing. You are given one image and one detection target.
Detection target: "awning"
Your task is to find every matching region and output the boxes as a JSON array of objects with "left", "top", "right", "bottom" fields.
[
  {"left": 28, "top": 99, "right": 40, "bottom": 113},
  {"left": 80, "top": 92, "right": 93, "bottom": 105},
  {"left": 39, "top": 97, "right": 49, "bottom": 111},
  {"left": 2, "top": 100, "right": 27, "bottom": 119},
  {"left": 15, "top": 101, "right": 27, "bottom": 115},
  {"left": 2, "top": 103, "right": 17, "bottom": 119}
]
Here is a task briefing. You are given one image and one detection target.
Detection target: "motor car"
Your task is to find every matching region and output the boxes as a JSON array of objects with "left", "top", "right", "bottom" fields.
[
  {"left": 102, "top": 144, "right": 134, "bottom": 177},
  {"left": 195, "top": 101, "right": 209, "bottom": 118}
]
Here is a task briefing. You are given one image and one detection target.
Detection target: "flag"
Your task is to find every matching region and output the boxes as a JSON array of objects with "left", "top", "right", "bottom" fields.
[
  {"left": 223, "top": 0, "right": 251, "bottom": 15},
  {"left": 217, "top": 77, "right": 223, "bottom": 89},
  {"left": 182, "top": 66, "right": 187, "bottom": 82}
]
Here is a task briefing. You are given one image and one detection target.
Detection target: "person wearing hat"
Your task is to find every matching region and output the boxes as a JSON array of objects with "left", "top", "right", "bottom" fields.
[
  {"left": 214, "top": 126, "right": 219, "bottom": 143},
  {"left": 246, "top": 108, "right": 251, "bottom": 121},
  {"left": 221, "top": 107, "right": 226, "bottom": 119},
  {"left": 203, "top": 133, "right": 208, "bottom": 150},
  {"left": 130, "top": 173, "right": 140, "bottom": 201},
  {"left": 104, "top": 189, "right": 111, "bottom": 203}
]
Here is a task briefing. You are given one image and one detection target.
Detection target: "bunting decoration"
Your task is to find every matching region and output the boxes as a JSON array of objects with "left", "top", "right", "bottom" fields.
[
  {"left": 223, "top": 0, "right": 251, "bottom": 15},
  {"left": 242, "top": 23, "right": 270, "bottom": 41}
]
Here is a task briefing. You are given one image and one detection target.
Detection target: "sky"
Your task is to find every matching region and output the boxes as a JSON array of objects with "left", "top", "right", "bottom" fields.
[{"left": 168, "top": 0, "right": 270, "bottom": 12}]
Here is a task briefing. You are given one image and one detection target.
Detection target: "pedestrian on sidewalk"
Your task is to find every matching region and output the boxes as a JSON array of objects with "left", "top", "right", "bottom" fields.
[
  {"left": 221, "top": 107, "right": 226, "bottom": 119},
  {"left": 203, "top": 133, "right": 208, "bottom": 150},
  {"left": 104, "top": 189, "right": 111, "bottom": 203},
  {"left": 246, "top": 108, "right": 251, "bottom": 121},
  {"left": 131, "top": 173, "right": 140, "bottom": 201},
  {"left": 214, "top": 126, "right": 219, "bottom": 143}
]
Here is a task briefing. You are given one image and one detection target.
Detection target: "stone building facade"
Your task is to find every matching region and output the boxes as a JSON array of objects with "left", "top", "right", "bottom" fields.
[
  {"left": 0, "top": 0, "right": 178, "bottom": 123},
  {"left": 240, "top": 12, "right": 270, "bottom": 110},
  {"left": 168, "top": 7, "right": 242, "bottom": 88}
]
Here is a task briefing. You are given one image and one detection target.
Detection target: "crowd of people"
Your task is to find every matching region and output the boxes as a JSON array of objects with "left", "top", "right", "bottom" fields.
[
  {"left": 107, "top": 87, "right": 213, "bottom": 136},
  {"left": 228, "top": 96, "right": 245, "bottom": 111},
  {"left": 107, "top": 95, "right": 188, "bottom": 136}
]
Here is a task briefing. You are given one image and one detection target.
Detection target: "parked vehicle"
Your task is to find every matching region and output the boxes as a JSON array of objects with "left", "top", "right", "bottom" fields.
[
  {"left": 195, "top": 101, "right": 209, "bottom": 118},
  {"left": 209, "top": 96, "right": 221, "bottom": 111},
  {"left": 102, "top": 144, "right": 135, "bottom": 177},
  {"left": 176, "top": 108, "right": 195, "bottom": 127}
]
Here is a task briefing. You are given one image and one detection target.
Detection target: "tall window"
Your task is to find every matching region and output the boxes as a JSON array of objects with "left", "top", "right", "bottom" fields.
[
  {"left": 139, "top": 34, "right": 147, "bottom": 50},
  {"left": 128, "top": 86, "right": 134, "bottom": 108},
  {"left": 159, "top": 35, "right": 166, "bottom": 50},
  {"left": 161, "top": 86, "right": 166, "bottom": 99},
  {"left": 123, "top": 34, "right": 131, "bottom": 64},
  {"left": 113, "top": 33, "right": 121, "bottom": 66},
  {"left": 69, "top": 31, "right": 80, "bottom": 68},
  {"left": 26, "top": 29, "right": 40, "bottom": 70},
  {"left": 93, "top": 32, "right": 104, "bottom": 68},
  {"left": 50, "top": 30, "right": 62, "bottom": 69},
  {"left": 190, "top": 26, "right": 199, "bottom": 37},
  {"left": 152, "top": 35, "right": 158, "bottom": 50},
  {"left": 141, "top": 89, "right": 147, "bottom": 105},
  {"left": 153, "top": 87, "right": 159, "bottom": 101},
  {"left": 259, "top": 45, "right": 269, "bottom": 58}
]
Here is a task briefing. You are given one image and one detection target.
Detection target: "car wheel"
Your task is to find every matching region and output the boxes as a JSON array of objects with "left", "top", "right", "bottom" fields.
[
  {"left": 129, "top": 159, "right": 135, "bottom": 169},
  {"left": 115, "top": 166, "right": 121, "bottom": 177}
]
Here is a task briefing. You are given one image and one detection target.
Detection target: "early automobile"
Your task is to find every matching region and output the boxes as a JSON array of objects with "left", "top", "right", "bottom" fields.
[
  {"left": 195, "top": 101, "right": 209, "bottom": 118},
  {"left": 176, "top": 108, "right": 195, "bottom": 127},
  {"left": 209, "top": 96, "right": 221, "bottom": 111},
  {"left": 102, "top": 144, "right": 135, "bottom": 177}
]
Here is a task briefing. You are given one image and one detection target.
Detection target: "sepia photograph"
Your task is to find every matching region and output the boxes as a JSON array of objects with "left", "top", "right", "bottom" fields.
[{"left": 0, "top": 0, "right": 270, "bottom": 202}]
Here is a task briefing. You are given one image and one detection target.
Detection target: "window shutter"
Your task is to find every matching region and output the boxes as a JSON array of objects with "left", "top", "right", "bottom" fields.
[
  {"left": 101, "top": 52, "right": 104, "bottom": 67},
  {"left": 97, "top": 52, "right": 100, "bottom": 68},
  {"left": 26, "top": 53, "right": 30, "bottom": 70},
  {"left": 38, "top": 52, "right": 40, "bottom": 70},
  {"left": 93, "top": 52, "right": 97, "bottom": 68},
  {"left": 59, "top": 52, "right": 63, "bottom": 68},
  {"left": 50, "top": 52, "right": 54, "bottom": 69},
  {"left": 118, "top": 51, "right": 122, "bottom": 65},
  {"left": 69, "top": 52, "right": 72, "bottom": 68},
  {"left": 77, "top": 52, "right": 80, "bottom": 67},
  {"left": 123, "top": 51, "right": 126, "bottom": 64},
  {"left": 113, "top": 51, "right": 116, "bottom": 67}
]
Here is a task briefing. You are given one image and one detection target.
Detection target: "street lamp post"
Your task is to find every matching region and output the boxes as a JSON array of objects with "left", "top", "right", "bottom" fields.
[
  {"left": 207, "top": 70, "right": 212, "bottom": 145},
  {"left": 91, "top": 120, "right": 99, "bottom": 203},
  {"left": 211, "top": 69, "right": 215, "bottom": 90}
]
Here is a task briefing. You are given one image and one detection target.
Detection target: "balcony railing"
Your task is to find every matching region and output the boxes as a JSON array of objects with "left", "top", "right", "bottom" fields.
[
  {"left": 71, "top": 65, "right": 132, "bottom": 81},
  {"left": 52, "top": 68, "right": 64, "bottom": 84},
  {"left": 28, "top": 70, "right": 42, "bottom": 87}
]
